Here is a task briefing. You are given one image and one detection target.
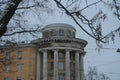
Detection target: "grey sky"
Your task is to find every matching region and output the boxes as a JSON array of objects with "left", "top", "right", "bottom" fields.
[
  {"left": 41, "top": 1, "right": 120, "bottom": 79},
  {"left": 1, "top": 0, "right": 120, "bottom": 79}
]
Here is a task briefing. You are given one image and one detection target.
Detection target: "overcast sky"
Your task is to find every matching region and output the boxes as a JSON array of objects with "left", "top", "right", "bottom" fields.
[
  {"left": 4, "top": 0, "right": 119, "bottom": 79},
  {"left": 40, "top": 1, "right": 120, "bottom": 79}
]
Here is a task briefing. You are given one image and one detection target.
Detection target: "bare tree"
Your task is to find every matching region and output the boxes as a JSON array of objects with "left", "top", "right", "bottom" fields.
[
  {"left": 84, "top": 66, "right": 111, "bottom": 80},
  {"left": 0, "top": 0, "right": 53, "bottom": 44},
  {"left": 0, "top": 0, "right": 120, "bottom": 46},
  {"left": 53, "top": 0, "right": 120, "bottom": 46},
  {"left": 0, "top": 1, "right": 52, "bottom": 76},
  {"left": 0, "top": 0, "right": 21, "bottom": 37},
  {"left": 0, "top": 0, "right": 119, "bottom": 79}
]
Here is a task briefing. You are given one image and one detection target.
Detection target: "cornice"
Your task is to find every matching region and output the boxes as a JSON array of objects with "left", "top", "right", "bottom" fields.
[{"left": 31, "top": 37, "right": 88, "bottom": 47}]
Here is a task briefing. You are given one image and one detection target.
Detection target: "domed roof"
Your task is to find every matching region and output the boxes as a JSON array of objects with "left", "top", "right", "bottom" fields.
[{"left": 42, "top": 23, "right": 76, "bottom": 32}]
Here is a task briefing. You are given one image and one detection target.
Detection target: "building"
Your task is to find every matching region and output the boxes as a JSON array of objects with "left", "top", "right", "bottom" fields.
[{"left": 0, "top": 23, "right": 87, "bottom": 80}]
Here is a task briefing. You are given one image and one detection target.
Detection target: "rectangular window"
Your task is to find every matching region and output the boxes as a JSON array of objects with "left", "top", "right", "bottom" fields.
[
  {"left": 6, "top": 52, "right": 10, "bottom": 60},
  {"left": 58, "top": 52, "right": 64, "bottom": 59},
  {"left": 18, "top": 51, "right": 22, "bottom": 59},
  {"left": 5, "top": 64, "right": 10, "bottom": 72},
  {"left": 58, "top": 75, "right": 64, "bottom": 80},
  {"left": 51, "top": 30, "right": 56, "bottom": 36},
  {"left": 59, "top": 29, "right": 64, "bottom": 36},
  {"left": 4, "top": 77, "right": 10, "bottom": 80},
  {"left": 67, "top": 30, "right": 71, "bottom": 37},
  {"left": 50, "top": 62, "right": 54, "bottom": 70},
  {"left": 16, "top": 77, "right": 22, "bottom": 80},
  {"left": 58, "top": 62, "right": 64, "bottom": 70},
  {"left": 49, "top": 50, "right": 54, "bottom": 59},
  {"left": 50, "top": 75, "right": 53, "bottom": 80},
  {"left": 51, "top": 53, "right": 54, "bottom": 59},
  {"left": 17, "top": 64, "right": 23, "bottom": 72}
]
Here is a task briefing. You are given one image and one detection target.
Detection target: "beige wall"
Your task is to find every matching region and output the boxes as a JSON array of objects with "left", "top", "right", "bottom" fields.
[{"left": 0, "top": 47, "right": 37, "bottom": 80}]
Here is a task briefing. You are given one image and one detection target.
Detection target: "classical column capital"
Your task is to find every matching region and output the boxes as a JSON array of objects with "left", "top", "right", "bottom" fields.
[
  {"left": 41, "top": 49, "right": 47, "bottom": 53},
  {"left": 66, "top": 49, "right": 72, "bottom": 52}
]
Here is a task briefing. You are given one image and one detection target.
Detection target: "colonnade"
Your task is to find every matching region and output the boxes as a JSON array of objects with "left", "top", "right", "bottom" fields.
[{"left": 36, "top": 48, "right": 84, "bottom": 80}]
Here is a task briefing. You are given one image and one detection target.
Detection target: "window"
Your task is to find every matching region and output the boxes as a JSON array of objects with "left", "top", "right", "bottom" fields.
[
  {"left": 58, "top": 75, "right": 64, "bottom": 80},
  {"left": 4, "top": 77, "right": 10, "bottom": 80},
  {"left": 17, "top": 64, "right": 23, "bottom": 72},
  {"left": 70, "top": 53, "right": 75, "bottom": 60},
  {"left": 50, "top": 62, "right": 54, "bottom": 70},
  {"left": 51, "top": 30, "right": 56, "bottom": 36},
  {"left": 44, "top": 32, "right": 49, "bottom": 38},
  {"left": 48, "top": 50, "right": 54, "bottom": 59},
  {"left": 51, "top": 53, "right": 54, "bottom": 59},
  {"left": 18, "top": 51, "right": 22, "bottom": 59},
  {"left": 50, "top": 75, "right": 53, "bottom": 80},
  {"left": 58, "top": 62, "right": 64, "bottom": 70},
  {"left": 67, "top": 30, "right": 71, "bottom": 37},
  {"left": 5, "top": 64, "right": 10, "bottom": 72},
  {"left": 72, "top": 76, "right": 75, "bottom": 80},
  {"left": 59, "top": 29, "right": 64, "bottom": 36},
  {"left": 6, "top": 52, "right": 10, "bottom": 60},
  {"left": 16, "top": 77, "right": 22, "bottom": 80},
  {"left": 58, "top": 52, "right": 64, "bottom": 59}
]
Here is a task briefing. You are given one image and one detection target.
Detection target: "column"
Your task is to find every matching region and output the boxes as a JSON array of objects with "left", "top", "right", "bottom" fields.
[
  {"left": 54, "top": 49, "right": 58, "bottom": 80},
  {"left": 43, "top": 50, "right": 47, "bottom": 80},
  {"left": 65, "top": 50, "right": 70, "bottom": 80},
  {"left": 75, "top": 51, "right": 80, "bottom": 80},
  {"left": 80, "top": 53, "right": 84, "bottom": 80},
  {"left": 36, "top": 53, "right": 40, "bottom": 80}
]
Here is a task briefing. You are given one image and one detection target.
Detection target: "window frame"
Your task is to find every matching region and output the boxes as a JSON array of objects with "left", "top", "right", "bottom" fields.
[
  {"left": 4, "top": 77, "right": 10, "bottom": 80},
  {"left": 51, "top": 29, "right": 56, "bottom": 36},
  {"left": 58, "top": 62, "right": 64, "bottom": 70},
  {"left": 51, "top": 53, "right": 54, "bottom": 59},
  {"left": 58, "top": 52, "right": 64, "bottom": 59},
  {"left": 18, "top": 51, "right": 22, "bottom": 59},
  {"left": 50, "top": 62, "right": 54, "bottom": 70},
  {"left": 66, "top": 30, "right": 71, "bottom": 37},
  {"left": 5, "top": 64, "right": 10, "bottom": 72},
  {"left": 16, "top": 77, "right": 22, "bottom": 80},
  {"left": 59, "top": 29, "right": 64, "bottom": 36},
  {"left": 50, "top": 75, "right": 54, "bottom": 80},
  {"left": 6, "top": 52, "right": 10, "bottom": 60},
  {"left": 17, "top": 64, "right": 23, "bottom": 72},
  {"left": 58, "top": 75, "right": 64, "bottom": 80}
]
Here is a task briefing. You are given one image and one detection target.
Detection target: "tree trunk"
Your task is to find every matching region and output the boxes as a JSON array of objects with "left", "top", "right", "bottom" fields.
[{"left": 0, "top": 0, "right": 22, "bottom": 38}]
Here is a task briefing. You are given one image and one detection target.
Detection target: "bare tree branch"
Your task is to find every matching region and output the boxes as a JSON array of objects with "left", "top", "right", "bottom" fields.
[
  {"left": 4, "top": 27, "right": 41, "bottom": 36},
  {"left": 0, "top": 0, "right": 22, "bottom": 38},
  {"left": 54, "top": 0, "right": 106, "bottom": 43},
  {"left": 80, "top": 0, "right": 102, "bottom": 12}
]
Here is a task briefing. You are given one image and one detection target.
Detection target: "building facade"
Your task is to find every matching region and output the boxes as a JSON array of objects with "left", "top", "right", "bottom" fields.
[
  {"left": 0, "top": 44, "right": 37, "bottom": 80},
  {"left": 0, "top": 23, "right": 87, "bottom": 80}
]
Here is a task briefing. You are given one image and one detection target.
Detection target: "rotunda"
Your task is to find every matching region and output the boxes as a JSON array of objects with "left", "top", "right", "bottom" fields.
[{"left": 32, "top": 23, "right": 87, "bottom": 80}]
